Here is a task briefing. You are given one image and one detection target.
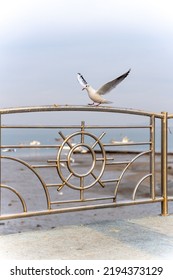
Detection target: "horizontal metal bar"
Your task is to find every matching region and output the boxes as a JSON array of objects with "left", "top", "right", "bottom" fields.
[
  {"left": 46, "top": 183, "right": 62, "bottom": 187},
  {"left": 106, "top": 161, "right": 131, "bottom": 165},
  {"left": 47, "top": 157, "right": 114, "bottom": 164},
  {"left": 0, "top": 197, "right": 164, "bottom": 221},
  {"left": 104, "top": 142, "right": 151, "bottom": 146},
  {"left": 84, "top": 125, "right": 152, "bottom": 129},
  {"left": 32, "top": 164, "right": 57, "bottom": 168},
  {"left": 1, "top": 124, "right": 152, "bottom": 129},
  {"left": 1, "top": 145, "right": 60, "bottom": 149},
  {"left": 101, "top": 178, "right": 119, "bottom": 183},
  {"left": 0, "top": 105, "right": 163, "bottom": 118},
  {"left": 1, "top": 125, "right": 82, "bottom": 129},
  {"left": 95, "top": 157, "right": 105, "bottom": 161},
  {"left": 51, "top": 196, "right": 115, "bottom": 205}
]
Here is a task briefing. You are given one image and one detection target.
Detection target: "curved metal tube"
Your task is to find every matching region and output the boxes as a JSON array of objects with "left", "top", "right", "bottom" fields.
[
  {"left": 114, "top": 150, "right": 151, "bottom": 197},
  {"left": 0, "top": 184, "right": 27, "bottom": 212},
  {"left": 132, "top": 173, "right": 152, "bottom": 200},
  {"left": 0, "top": 156, "right": 51, "bottom": 209}
]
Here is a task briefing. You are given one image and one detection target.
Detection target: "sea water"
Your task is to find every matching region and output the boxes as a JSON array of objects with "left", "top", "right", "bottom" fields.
[{"left": 1, "top": 126, "right": 172, "bottom": 157}]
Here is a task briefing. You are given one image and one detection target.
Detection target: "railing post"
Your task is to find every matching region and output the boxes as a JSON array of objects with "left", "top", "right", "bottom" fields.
[
  {"left": 150, "top": 115, "right": 155, "bottom": 199},
  {"left": 0, "top": 114, "right": 1, "bottom": 216},
  {"left": 161, "top": 111, "right": 168, "bottom": 216}
]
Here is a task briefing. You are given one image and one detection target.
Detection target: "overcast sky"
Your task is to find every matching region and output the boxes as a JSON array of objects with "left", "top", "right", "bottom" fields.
[{"left": 0, "top": 0, "right": 173, "bottom": 115}]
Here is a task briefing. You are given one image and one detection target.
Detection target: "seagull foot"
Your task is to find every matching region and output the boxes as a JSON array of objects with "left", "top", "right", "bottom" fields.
[{"left": 88, "top": 102, "right": 101, "bottom": 106}]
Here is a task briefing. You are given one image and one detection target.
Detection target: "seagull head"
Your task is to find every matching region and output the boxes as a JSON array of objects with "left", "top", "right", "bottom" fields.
[{"left": 82, "top": 85, "right": 88, "bottom": 91}]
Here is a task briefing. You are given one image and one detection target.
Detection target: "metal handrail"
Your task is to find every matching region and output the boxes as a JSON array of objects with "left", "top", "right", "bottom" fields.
[
  {"left": 0, "top": 105, "right": 163, "bottom": 118},
  {"left": 0, "top": 105, "right": 170, "bottom": 221}
]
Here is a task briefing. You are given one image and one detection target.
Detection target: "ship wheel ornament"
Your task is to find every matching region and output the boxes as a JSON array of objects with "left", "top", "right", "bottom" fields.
[{"left": 56, "top": 130, "right": 106, "bottom": 190}]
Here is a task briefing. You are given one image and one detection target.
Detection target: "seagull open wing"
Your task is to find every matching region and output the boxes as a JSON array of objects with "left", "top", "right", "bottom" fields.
[
  {"left": 77, "top": 73, "right": 88, "bottom": 87},
  {"left": 96, "top": 69, "right": 131, "bottom": 95}
]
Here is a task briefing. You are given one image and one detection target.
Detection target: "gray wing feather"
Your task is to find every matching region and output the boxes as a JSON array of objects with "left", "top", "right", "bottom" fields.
[{"left": 96, "top": 69, "right": 131, "bottom": 95}]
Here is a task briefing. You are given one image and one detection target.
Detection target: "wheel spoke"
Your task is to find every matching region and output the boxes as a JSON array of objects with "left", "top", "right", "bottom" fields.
[
  {"left": 92, "top": 132, "right": 105, "bottom": 149},
  {"left": 57, "top": 173, "right": 73, "bottom": 191},
  {"left": 91, "top": 172, "right": 105, "bottom": 188}
]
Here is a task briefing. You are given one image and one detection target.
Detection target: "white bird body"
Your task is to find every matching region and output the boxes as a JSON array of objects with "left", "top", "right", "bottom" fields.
[
  {"left": 85, "top": 85, "right": 111, "bottom": 104},
  {"left": 77, "top": 69, "right": 131, "bottom": 106}
]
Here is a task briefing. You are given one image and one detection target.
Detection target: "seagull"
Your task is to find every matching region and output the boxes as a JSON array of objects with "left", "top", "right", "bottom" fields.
[{"left": 77, "top": 69, "right": 131, "bottom": 106}]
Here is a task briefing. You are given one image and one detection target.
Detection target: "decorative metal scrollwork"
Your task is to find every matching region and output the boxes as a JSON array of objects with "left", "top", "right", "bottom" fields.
[{"left": 56, "top": 131, "right": 106, "bottom": 190}]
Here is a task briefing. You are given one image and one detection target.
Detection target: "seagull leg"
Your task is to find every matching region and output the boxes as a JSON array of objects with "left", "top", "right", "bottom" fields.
[
  {"left": 88, "top": 102, "right": 95, "bottom": 106},
  {"left": 95, "top": 103, "right": 101, "bottom": 106}
]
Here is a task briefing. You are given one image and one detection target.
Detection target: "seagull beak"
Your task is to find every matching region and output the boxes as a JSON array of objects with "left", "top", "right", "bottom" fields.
[{"left": 82, "top": 88, "right": 85, "bottom": 91}]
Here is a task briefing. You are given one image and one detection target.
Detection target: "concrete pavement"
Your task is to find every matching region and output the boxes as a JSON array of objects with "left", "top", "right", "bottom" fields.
[{"left": 0, "top": 206, "right": 173, "bottom": 259}]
